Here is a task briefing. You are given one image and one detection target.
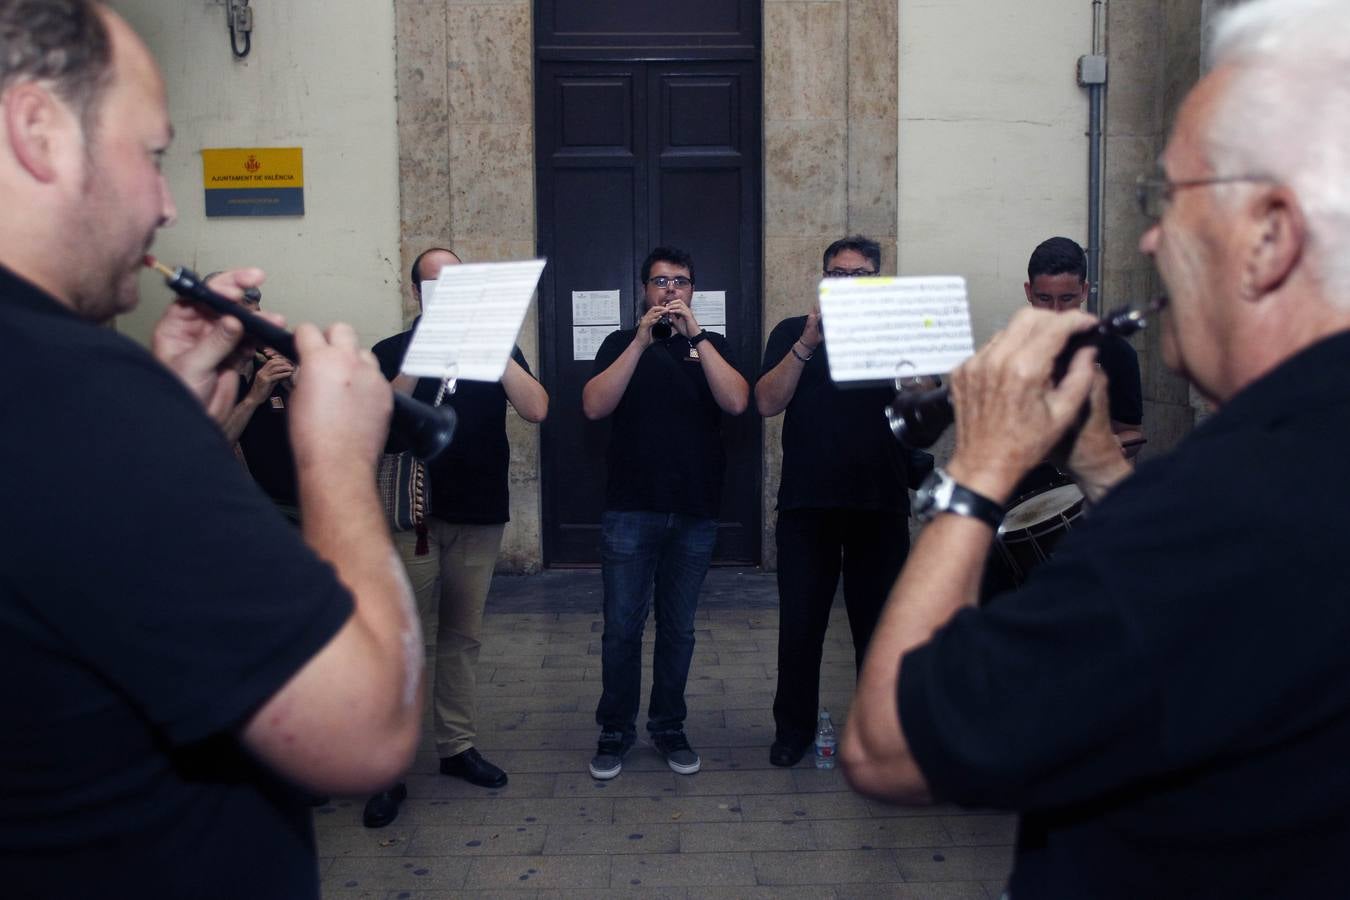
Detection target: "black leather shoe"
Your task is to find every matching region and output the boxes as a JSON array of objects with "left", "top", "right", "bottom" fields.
[
  {"left": 361, "top": 782, "right": 407, "bottom": 828},
  {"left": 439, "top": 747, "right": 508, "bottom": 788},
  {"left": 769, "top": 737, "right": 811, "bottom": 768}
]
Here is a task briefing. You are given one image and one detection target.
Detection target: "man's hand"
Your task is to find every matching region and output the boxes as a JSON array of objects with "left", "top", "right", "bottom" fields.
[
  {"left": 1067, "top": 370, "right": 1135, "bottom": 503},
  {"left": 635, "top": 304, "right": 668, "bottom": 349},
  {"left": 246, "top": 352, "right": 296, "bottom": 401},
  {"left": 288, "top": 323, "right": 392, "bottom": 472},
  {"left": 664, "top": 298, "right": 702, "bottom": 338},
  {"left": 151, "top": 267, "right": 267, "bottom": 424},
  {"left": 800, "top": 307, "right": 823, "bottom": 351},
  {"left": 946, "top": 308, "right": 1099, "bottom": 503}
]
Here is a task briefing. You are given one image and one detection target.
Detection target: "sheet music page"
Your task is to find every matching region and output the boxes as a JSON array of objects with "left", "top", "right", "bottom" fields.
[
  {"left": 818, "top": 275, "right": 974, "bottom": 383},
  {"left": 401, "top": 259, "right": 547, "bottom": 381}
]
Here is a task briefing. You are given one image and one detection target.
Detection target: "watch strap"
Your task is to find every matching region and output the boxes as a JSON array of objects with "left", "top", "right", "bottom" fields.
[
  {"left": 944, "top": 482, "right": 1004, "bottom": 529},
  {"left": 689, "top": 330, "right": 710, "bottom": 346}
]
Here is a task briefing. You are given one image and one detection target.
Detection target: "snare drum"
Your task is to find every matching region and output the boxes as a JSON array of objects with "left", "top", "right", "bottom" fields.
[{"left": 993, "top": 482, "right": 1085, "bottom": 587}]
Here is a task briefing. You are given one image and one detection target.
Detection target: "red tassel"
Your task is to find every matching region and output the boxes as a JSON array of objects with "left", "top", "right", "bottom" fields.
[{"left": 415, "top": 522, "right": 429, "bottom": 556}]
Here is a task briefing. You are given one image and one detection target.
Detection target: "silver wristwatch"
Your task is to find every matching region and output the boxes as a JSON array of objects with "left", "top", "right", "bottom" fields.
[{"left": 913, "top": 467, "right": 1005, "bottom": 528}]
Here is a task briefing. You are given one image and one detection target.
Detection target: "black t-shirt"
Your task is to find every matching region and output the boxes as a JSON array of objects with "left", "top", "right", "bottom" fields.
[
  {"left": 899, "top": 330, "right": 1350, "bottom": 898},
  {"left": 372, "top": 325, "right": 529, "bottom": 525},
  {"left": 592, "top": 328, "right": 735, "bottom": 518},
  {"left": 0, "top": 267, "right": 354, "bottom": 898},
  {"left": 1099, "top": 333, "right": 1142, "bottom": 427},
  {"left": 237, "top": 366, "right": 298, "bottom": 507},
  {"left": 760, "top": 316, "right": 910, "bottom": 513}
]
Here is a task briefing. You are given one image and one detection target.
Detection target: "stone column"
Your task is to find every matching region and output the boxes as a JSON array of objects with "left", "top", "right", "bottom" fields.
[
  {"left": 396, "top": 0, "right": 543, "bottom": 572},
  {"left": 761, "top": 0, "right": 899, "bottom": 568}
]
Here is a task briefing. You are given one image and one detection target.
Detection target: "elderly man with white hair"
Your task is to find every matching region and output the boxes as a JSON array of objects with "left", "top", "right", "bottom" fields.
[{"left": 841, "top": 0, "right": 1350, "bottom": 896}]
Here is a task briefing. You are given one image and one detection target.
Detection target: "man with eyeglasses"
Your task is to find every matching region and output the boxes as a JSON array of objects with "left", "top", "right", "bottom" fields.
[
  {"left": 582, "top": 246, "right": 749, "bottom": 780},
  {"left": 753, "top": 235, "right": 930, "bottom": 768},
  {"left": 842, "top": 0, "right": 1350, "bottom": 896}
]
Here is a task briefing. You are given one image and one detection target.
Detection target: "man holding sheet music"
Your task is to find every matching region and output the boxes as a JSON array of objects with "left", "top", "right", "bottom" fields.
[
  {"left": 582, "top": 246, "right": 749, "bottom": 780},
  {"left": 755, "top": 235, "right": 928, "bottom": 768},
  {"left": 363, "top": 247, "right": 548, "bottom": 826}
]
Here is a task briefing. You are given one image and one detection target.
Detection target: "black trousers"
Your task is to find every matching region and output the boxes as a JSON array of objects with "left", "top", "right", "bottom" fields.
[{"left": 772, "top": 507, "right": 910, "bottom": 744}]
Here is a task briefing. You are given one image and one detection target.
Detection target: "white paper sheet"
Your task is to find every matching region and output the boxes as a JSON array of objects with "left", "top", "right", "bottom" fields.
[
  {"left": 572, "top": 325, "right": 614, "bottom": 361},
  {"left": 572, "top": 290, "right": 621, "bottom": 326},
  {"left": 400, "top": 259, "right": 547, "bottom": 382},
  {"left": 691, "top": 290, "right": 726, "bottom": 327},
  {"left": 818, "top": 276, "right": 974, "bottom": 382}
]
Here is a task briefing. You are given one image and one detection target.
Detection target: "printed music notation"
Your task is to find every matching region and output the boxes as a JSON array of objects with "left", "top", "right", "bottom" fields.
[
  {"left": 401, "top": 259, "right": 547, "bottom": 382},
  {"left": 818, "top": 275, "right": 974, "bottom": 383}
]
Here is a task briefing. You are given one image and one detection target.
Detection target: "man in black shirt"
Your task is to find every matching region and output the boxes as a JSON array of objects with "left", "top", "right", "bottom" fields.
[
  {"left": 364, "top": 247, "right": 548, "bottom": 825},
  {"left": 755, "top": 235, "right": 920, "bottom": 768},
  {"left": 582, "top": 246, "right": 749, "bottom": 779},
  {"left": 842, "top": 1, "right": 1350, "bottom": 896},
  {"left": 0, "top": 4, "right": 424, "bottom": 896}
]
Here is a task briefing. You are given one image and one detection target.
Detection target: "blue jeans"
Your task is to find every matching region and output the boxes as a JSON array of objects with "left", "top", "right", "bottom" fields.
[{"left": 595, "top": 510, "right": 718, "bottom": 736}]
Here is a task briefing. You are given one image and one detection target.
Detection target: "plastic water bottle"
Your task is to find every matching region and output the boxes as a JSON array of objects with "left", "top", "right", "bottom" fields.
[{"left": 814, "top": 709, "right": 837, "bottom": 769}]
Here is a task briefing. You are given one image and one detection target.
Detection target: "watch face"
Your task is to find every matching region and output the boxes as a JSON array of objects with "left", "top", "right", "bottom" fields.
[{"left": 914, "top": 469, "right": 949, "bottom": 522}]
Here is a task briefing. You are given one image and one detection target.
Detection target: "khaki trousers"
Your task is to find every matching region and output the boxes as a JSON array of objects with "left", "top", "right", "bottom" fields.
[{"left": 395, "top": 519, "right": 504, "bottom": 757}]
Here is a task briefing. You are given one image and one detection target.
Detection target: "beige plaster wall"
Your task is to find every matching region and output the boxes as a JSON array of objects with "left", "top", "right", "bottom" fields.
[
  {"left": 394, "top": 0, "right": 542, "bottom": 573},
  {"left": 896, "top": 1, "right": 1092, "bottom": 344},
  {"left": 111, "top": 0, "right": 404, "bottom": 349}
]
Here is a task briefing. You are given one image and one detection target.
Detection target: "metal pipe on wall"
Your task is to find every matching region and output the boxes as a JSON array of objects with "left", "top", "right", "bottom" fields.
[{"left": 1085, "top": 0, "right": 1107, "bottom": 314}]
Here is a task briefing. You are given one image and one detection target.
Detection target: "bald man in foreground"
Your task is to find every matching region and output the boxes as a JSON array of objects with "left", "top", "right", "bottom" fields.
[{"left": 843, "top": 0, "right": 1350, "bottom": 896}]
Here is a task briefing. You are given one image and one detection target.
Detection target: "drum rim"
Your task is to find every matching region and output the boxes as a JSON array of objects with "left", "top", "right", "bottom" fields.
[{"left": 1000, "top": 483, "right": 1086, "bottom": 537}]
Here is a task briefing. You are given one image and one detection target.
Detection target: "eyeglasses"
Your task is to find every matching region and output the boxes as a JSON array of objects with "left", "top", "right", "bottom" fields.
[
  {"left": 1135, "top": 172, "right": 1274, "bottom": 219},
  {"left": 646, "top": 275, "right": 692, "bottom": 289},
  {"left": 823, "top": 267, "right": 877, "bottom": 278}
]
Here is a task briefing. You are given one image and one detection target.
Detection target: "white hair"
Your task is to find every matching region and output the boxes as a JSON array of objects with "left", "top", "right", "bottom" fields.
[{"left": 1205, "top": 0, "right": 1350, "bottom": 304}]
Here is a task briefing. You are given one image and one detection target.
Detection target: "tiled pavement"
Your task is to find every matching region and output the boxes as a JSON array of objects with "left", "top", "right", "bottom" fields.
[{"left": 315, "top": 568, "right": 1015, "bottom": 898}]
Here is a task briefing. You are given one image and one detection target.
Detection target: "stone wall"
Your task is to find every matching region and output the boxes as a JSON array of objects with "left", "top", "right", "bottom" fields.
[
  {"left": 1102, "top": 0, "right": 1206, "bottom": 459},
  {"left": 760, "top": 0, "right": 899, "bottom": 569},
  {"left": 395, "top": 0, "right": 542, "bottom": 572}
]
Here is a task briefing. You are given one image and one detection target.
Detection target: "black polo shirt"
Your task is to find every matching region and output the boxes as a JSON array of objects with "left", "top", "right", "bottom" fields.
[
  {"left": 0, "top": 266, "right": 353, "bottom": 898},
  {"left": 592, "top": 327, "right": 735, "bottom": 519},
  {"left": 899, "top": 330, "right": 1350, "bottom": 898},
  {"left": 760, "top": 315, "right": 910, "bottom": 513},
  {"left": 372, "top": 324, "right": 529, "bottom": 525}
]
